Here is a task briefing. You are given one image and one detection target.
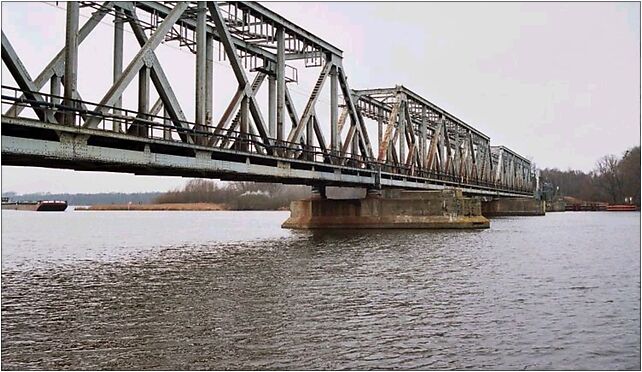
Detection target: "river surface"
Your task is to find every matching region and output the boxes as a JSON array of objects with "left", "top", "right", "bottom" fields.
[{"left": 1, "top": 209, "right": 640, "bottom": 370}]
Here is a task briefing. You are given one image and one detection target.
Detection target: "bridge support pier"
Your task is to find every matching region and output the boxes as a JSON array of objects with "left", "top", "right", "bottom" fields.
[
  {"left": 282, "top": 189, "right": 489, "bottom": 229},
  {"left": 366, "top": 187, "right": 382, "bottom": 198},
  {"left": 311, "top": 185, "right": 327, "bottom": 199},
  {"left": 481, "top": 197, "right": 545, "bottom": 217}
]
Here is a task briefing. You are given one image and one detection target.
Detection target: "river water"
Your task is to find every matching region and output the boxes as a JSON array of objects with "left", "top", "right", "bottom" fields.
[{"left": 1, "top": 209, "right": 640, "bottom": 370}]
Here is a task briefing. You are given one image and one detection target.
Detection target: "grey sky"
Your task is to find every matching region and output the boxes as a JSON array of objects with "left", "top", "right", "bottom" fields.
[{"left": 1, "top": 1, "right": 640, "bottom": 194}]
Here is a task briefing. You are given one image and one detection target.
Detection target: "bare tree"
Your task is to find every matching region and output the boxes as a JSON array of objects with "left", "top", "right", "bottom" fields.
[
  {"left": 594, "top": 154, "right": 623, "bottom": 203},
  {"left": 537, "top": 146, "right": 640, "bottom": 206},
  {"left": 619, "top": 147, "right": 641, "bottom": 205}
]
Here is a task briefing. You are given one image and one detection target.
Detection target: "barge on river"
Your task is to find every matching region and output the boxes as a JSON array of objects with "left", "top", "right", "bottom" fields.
[{"left": 1, "top": 197, "right": 67, "bottom": 211}]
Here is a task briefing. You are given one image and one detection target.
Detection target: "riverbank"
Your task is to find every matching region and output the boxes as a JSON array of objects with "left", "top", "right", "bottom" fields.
[{"left": 75, "top": 203, "right": 227, "bottom": 211}]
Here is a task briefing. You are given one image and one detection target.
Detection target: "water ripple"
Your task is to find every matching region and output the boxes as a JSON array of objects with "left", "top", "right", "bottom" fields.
[{"left": 1, "top": 211, "right": 640, "bottom": 370}]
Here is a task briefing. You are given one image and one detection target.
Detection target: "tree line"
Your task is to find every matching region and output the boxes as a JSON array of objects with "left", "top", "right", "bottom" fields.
[
  {"left": 540, "top": 146, "right": 640, "bottom": 205},
  {"left": 153, "top": 180, "right": 311, "bottom": 210}
]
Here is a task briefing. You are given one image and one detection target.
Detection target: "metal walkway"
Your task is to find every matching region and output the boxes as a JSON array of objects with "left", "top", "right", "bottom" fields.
[{"left": 1, "top": 1, "right": 534, "bottom": 197}]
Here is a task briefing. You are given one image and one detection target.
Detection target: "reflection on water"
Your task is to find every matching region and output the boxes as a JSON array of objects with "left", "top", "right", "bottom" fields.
[{"left": 2, "top": 210, "right": 640, "bottom": 369}]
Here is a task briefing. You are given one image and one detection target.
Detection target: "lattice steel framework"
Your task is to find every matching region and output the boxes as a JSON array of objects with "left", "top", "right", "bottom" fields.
[
  {"left": 353, "top": 86, "right": 531, "bottom": 188},
  {"left": 1, "top": 1, "right": 534, "bottom": 196}
]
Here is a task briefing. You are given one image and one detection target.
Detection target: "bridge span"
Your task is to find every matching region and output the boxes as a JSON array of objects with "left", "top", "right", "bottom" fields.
[{"left": 1, "top": 1, "right": 534, "bottom": 199}]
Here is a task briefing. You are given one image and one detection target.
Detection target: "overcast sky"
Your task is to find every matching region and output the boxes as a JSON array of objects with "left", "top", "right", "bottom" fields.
[{"left": 1, "top": 1, "right": 640, "bottom": 194}]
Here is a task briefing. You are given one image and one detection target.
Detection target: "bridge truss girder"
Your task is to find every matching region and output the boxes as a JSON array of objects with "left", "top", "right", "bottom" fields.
[
  {"left": 354, "top": 85, "right": 506, "bottom": 186},
  {"left": 491, "top": 146, "right": 533, "bottom": 191},
  {"left": 1, "top": 1, "right": 533, "bottom": 196},
  {"left": 3, "top": 1, "right": 367, "bottom": 163}
]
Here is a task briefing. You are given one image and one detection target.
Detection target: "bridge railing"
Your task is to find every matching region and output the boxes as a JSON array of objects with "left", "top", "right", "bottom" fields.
[
  {"left": 1, "top": 85, "right": 534, "bottom": 194},
  {"left": 0, "top": 85, "right": 374, "bottom": 167}
]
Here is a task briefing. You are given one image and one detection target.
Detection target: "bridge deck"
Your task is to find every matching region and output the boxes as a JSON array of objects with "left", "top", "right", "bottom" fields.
[{"left": 2, "top": 115, "right": 531, "bottom": 197}]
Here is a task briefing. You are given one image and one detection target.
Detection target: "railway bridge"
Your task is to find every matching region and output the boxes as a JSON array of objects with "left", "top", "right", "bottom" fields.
[{"left": 1, "top": 1, "right": 542, "bottom": 227}]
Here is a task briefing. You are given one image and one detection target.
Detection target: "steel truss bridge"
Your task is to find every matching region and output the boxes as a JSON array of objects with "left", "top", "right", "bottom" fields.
[{"left": 1, "top": 1, "right": 534, "bottom": 197}]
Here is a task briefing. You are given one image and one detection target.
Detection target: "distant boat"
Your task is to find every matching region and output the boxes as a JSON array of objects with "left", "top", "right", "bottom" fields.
[
  {"left": 606, "top": 204, "right": 639, "bottom": 212},
  {"left": 1, "top": 197, "right": 67, "bottom": 211}
]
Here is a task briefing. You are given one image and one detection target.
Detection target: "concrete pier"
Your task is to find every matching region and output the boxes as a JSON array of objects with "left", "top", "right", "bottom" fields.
[
  {"left": 546, "top": 199, "right": 566, "bottom": 212},
  {"left": 282, "top": 189, "right": 489, "bottom": 229},
  {"left": 481, "top": 197, "right": 545, "bottom": 217}
]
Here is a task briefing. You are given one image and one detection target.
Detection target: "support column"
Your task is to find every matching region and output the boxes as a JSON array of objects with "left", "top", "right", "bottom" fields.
[
  {"left": 439, "top": 115, "right": 446, "bottom": 173},
  {"left": 239, "top": 95, "right": 249, "bottom": 151},
  {"left": 351, "top": 122, "right": 359, "bottom": 166},
  {"left": 136, "top": 66, "right": 150, "bottom": 137},
  {"left": 163, "top": 106, "right": 171, "bottom": 140},
  {"left": 377, "top": 106, "right": 383, "bottom": 153},
  {"left": 113, "top": 7, "right": 124, "bottom": 132},
  {"left": 268, "top": 75, "right": 276, "bottom": 137},
  {"left": 481, "top": 197, "right": 545, "bottom": 217},
  {"left": 63, "top": 2, "right": 79, "bottom": 126},
  {"left": 195, "top": 1, "right": 207, "bottom": 143},
  {"left": 310, "top": 185, "right": 327, "bottom": 199},
  {"left": 282, "top": 189, "right": 489, "bottom": 229},
  {"left": 306, "top": 115, "right": 314, "bottom": 160},
  {"left": 276, "top": 27, "right": 285, "bottom": 144},
  {"left": 420, "top": 105, "right": 427, "bottom": 168},
  {"left": 366, "top": 187, "right": 382, "bottom": 198},
  {"left": 50, "top": 75, "right": 61, "bottom": 104},
  {"left": 50, "top": 75, "right": 61, "bottom": 121},
  {"left": 330, "top": 64, "right": 338, "bottom": 154},
  {"left": 454, "top": 130, "right": 461, "bottom": 178},
  {"left": 398, "top": 102, "right": 405, "bottom": 164},
  {"left": 206, "top": 34, "right": 214, "bottom": 127}
]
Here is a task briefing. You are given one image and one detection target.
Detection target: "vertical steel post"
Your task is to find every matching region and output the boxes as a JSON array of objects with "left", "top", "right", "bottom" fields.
[
  {"left": 239, "top": 95, "right": 249, "bottom": 151},
  {"left": 377, "top": 106, "right": 383, "bottom": 153},
  {"left": 163, "top": 106, "right": 171, "bottom": 140},
  {"left": 63, "top": 2, "right": 79, "bottom": 126},
  {"left": 137, "top": 66, "right": 150, "bottom": 137},
  {"left": 439, "top": 115, "right": 446, "bottom": 173},
  {"left": 398, "top": 102, "right": 405, "bottom": 163},
  {"left": 276, "top": 27, "right": 285, "bottom": 143},
  {"left": 268, "top": 75, "right": 276, "bottom": 137},
  {"left": 420, "top": 105, "right": 427, "bottom": 168},
  {"left": 330, "top": 64, "right": 338, "bottom": 153},
  {"left": 206, "top": 34, "right": 214, "bottom": 127},
  {"left": 50, "top": 75, "right": 61, "bottom": 104},
  {"left": 50, "top": 75, "right": 61, "bottom": 121},
  {"left": 351, "top": 122, "right": 359, "bottom": 165},
  {"left": 195, "top": 1, "right": 207, "bottom": 138},
  {"left": 306, "top": 115, "right": 313, "bottom": 160},
  {"left": 454, "top": 129, "right": 460, "bottom": 177},
  {"left": 113, "top": 7, "right": 124, "bottom": 132}
]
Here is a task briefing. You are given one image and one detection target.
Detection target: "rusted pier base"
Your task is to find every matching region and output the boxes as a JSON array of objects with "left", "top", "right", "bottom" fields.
[
  {"left": 481, "top": 197, "right": 545, "bottom": 217},
  {"left": 282, "top": 189, "right": 489, "bottom": 229}
]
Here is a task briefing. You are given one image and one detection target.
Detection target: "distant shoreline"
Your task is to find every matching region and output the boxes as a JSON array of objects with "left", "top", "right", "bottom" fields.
[
  {"left": 74, "top": 203, "right": 288, "bottom": 211},
  {"left": 75, "top": 203, "right": 227, "bottom": 211}
]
